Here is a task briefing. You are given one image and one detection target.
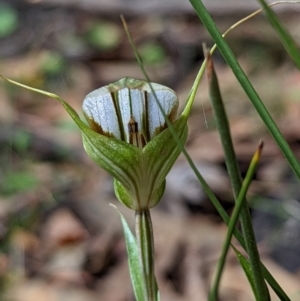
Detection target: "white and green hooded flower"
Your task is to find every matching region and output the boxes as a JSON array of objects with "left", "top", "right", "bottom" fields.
[
  {"left": 1, "top": 76, "right": 190, "bottom": 210},
  {"left": 82, "top": 77, "right": 188, "bottom": 210}
]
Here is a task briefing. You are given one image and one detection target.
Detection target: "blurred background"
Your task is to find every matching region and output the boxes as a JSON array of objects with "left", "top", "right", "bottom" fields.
[{"left": 0, "top": 0, "right": 300, "bottom": 300}]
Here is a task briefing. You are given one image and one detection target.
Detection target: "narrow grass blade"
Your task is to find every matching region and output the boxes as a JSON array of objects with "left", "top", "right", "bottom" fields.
[
  {"left": 257, "top": 0, "right": 300, "bottom": 69},
  {"left": 261, "top": 265, "right": 290, "bottom": 301},
  {"left": 189, "top": 0, "right": 300, "bottom": 181},
  {"left": 206, "top": 53, "right": 269, "bottom": 301},
  {"left": 209, "top": 141, "right": 264, "bottom": 301},
  {"left": 232, "top": 245, "right": 260, "bottom": 301},
  {"left": 110, "top": 205, "right": 148, "bottom": 301},
  {"left": 206, "top": 50, "right": 241, "bottom": 196}
]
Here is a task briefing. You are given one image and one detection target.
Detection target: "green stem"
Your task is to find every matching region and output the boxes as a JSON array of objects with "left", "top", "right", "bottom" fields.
[
  {"left": 135, "top": 209, "right": 156, "bottom": 301},
  {"left": 207, "top": 56, "right": 268, "bottom": 301}
]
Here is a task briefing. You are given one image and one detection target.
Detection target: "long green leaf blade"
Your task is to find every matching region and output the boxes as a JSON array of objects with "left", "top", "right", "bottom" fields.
[
  {"left": 261, "top": 265, "right": 290, "bottom": 301},
  {"left": 232, "top": 245, "right": 260, "bottom": 301},
  {"left": 188, "top": 0, "right": 300, "bottom": 181},
  {"left": 257, "top": 0, "right": 300, "bottom": 69}
]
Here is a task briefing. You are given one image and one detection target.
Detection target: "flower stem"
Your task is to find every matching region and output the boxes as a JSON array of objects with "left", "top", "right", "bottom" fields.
[{"left": 135, "top": 209, "right": 157, "bottom": 301}]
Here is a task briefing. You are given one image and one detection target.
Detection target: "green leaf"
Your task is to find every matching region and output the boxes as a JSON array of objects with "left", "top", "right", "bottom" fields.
[
  {"left": 257, "top": 0, "right": 300, "bottom": 69},
  {"left": 111, "top": 205, "right": 148, "bottom": 301},
  {"left": 261, "top": 266, "right": 289, "bottom": 301},
  {"left": 232, "top": 245, "right": 260, "bottom": 301}
]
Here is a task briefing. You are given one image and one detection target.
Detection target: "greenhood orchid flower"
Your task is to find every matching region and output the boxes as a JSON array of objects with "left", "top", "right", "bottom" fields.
[
  {"left": 81, "top": 77, "right": 188, "bottom": 210},
  {"left": 1, "top": 76, "right": 189, "bottom": 210}
]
